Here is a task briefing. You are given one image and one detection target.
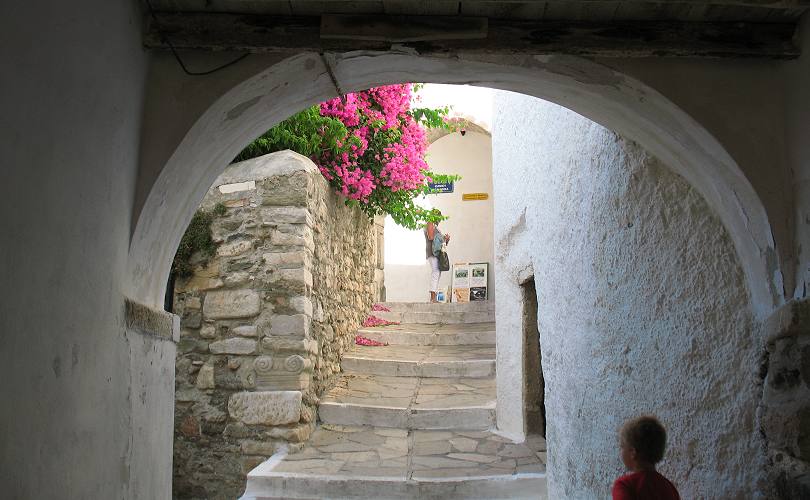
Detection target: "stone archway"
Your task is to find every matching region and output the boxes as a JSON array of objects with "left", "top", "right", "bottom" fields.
[
  {"left": 128, "top": 51, "right": 784, "bottom": 495},
  {"left": 128, "top": 52, "right": 779, "bottom": 323}
]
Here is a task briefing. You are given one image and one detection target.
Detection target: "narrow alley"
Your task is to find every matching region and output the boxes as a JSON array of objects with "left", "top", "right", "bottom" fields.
[{"left": 242, "top": 301, "right": 547, "bottom": 499}]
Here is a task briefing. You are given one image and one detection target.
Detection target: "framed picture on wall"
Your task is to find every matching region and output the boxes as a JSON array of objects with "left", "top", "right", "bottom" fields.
[
  {"left": 452, "top": 263, "right": 471, "bottom": 302},
  {"left": 469, "top": 263, "right": 488, "bottom": 301},
  {"left": 452, "top": 263, "right": 488, "bottom": 302}
]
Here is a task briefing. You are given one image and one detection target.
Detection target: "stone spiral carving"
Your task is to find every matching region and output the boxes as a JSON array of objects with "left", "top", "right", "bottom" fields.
[
  {"left": 254, "top": 356, "right": 273, "bottom": 373},
  {"left": 284, "top": 355, "right": 305, "bottom": 373}
]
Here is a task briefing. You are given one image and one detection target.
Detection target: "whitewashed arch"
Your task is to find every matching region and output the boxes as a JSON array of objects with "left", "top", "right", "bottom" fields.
[{"left": 128, "top": 51, "right": 780, "bottom": 320}]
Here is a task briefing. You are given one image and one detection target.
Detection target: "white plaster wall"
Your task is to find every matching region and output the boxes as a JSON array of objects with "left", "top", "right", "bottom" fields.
[
  {"left": 384, "top": 131, "right": 495, "bottom": 302},
  {"left": 0, "top": 1, "right": 174, "bottom": 498},
  {"left": 493, "top": 93, "right": 761, "bottom": 498}
]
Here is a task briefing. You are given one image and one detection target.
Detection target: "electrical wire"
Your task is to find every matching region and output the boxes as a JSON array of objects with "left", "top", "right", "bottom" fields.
[{"left": 144, "top": 0, "right": 249, "bottom": 76}]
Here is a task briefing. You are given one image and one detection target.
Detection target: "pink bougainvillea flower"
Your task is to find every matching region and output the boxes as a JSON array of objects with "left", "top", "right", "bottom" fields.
[
  {"left": 313, "top": 83, "right": 432, "bottom": 216},
  {"left": 371, "top": 304, "right": 391, "bottom": 312}
]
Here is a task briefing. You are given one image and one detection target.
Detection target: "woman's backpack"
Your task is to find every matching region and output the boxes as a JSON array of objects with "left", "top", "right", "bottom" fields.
[{"left": 432, "top": 230, "right": 450, "bottom": 271}]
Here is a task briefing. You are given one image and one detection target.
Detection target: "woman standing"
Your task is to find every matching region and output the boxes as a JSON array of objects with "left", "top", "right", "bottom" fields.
[{"left": 424, "top": 221, "right": 450, "bottom": 303}]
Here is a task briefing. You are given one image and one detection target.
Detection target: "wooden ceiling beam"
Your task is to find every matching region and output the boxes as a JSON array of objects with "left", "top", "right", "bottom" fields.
[
  {"left": 143, "top": 12, "right": 800, "bottom": 59},
  {"left": 473, "top": 0, "right": 810, "bottom": 7}
]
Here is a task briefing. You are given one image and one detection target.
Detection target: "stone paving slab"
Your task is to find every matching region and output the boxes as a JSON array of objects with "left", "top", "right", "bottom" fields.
[
  {"left": 341, "top": 344, "right": 495, "bottom": 378},
  {"left": 241, "top": 426, "right": 546, "bottom": 499},
  {"left": 319, "top": 374, "right": 496, "bottom": 430},
  {"left": 357, "top": 322, "right": 496, "bottom": 346},
  {"left": 378, "top": 302, "right": 496, "bottom": 313},
  {"left": 372, "top": 310, "right": 495, "bottom": 325}
]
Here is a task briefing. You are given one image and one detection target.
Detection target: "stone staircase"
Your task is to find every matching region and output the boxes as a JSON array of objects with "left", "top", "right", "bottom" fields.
[
  {"left": 241, "top": 302, "right": 548, "bottom": 499},
  {"left": 368, "top": 300, "right": 496, "bottom": 325}
]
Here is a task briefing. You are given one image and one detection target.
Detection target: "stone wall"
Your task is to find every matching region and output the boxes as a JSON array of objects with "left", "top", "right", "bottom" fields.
[
  {"left": 493, "top": 93, "right": 761, "bottom": 498},
  {"left": 171, "top": 151, "right": 379, "bottom": 499},
  {"left": 760, "top": 299, "right": 810, "bottom": 498}
]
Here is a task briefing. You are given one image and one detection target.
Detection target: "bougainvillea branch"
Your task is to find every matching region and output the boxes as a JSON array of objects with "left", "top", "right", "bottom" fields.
[{"left": 234, "top": 83, "right": 460, "bottom": 229}]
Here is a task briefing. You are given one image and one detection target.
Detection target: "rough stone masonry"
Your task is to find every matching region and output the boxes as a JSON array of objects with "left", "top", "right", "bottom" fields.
[{"left": 171, "top": 151, "right": 383, "bottom": 499}]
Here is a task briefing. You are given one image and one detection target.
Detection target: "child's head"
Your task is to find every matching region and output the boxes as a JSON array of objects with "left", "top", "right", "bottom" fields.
[{"left": 619, "top": 415, "right": 667, "bottom": 470}]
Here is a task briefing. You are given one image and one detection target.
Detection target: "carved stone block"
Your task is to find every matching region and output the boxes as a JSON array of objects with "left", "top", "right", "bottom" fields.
[
  {"left": 227, "top": 391, "right": 301, "bottom": 425},
  {"left": 254, "top": 353, "right": 313, "bottom": 391}
]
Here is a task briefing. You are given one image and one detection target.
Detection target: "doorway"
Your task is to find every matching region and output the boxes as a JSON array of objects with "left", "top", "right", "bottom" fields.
[{"left": 522, "top": 276, "right": 545, "bottom": 438}]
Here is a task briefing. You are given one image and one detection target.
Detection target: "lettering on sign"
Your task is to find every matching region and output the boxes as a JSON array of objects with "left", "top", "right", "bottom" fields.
[
  {"left": 462, "top": 193, "right": 489, "bottom": 201},
  {"left": 428, "top": 181, "right": 454, "bottom": 193}
]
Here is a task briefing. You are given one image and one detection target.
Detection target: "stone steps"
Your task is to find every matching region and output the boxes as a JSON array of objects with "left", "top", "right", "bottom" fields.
[
  {"left": 357, "top": 322, "right": 495, "bottom": 346},
  {"left": 318, "top": 402, "right": 496, "bottom": 431},
  {"left": 378, "top": 301, "right": 495, "bottom": 313},
  {"left": 372, "top": 309, "right": 494, "bottom": 325},
  {"left": 240, "top": 426, "right": 548, "bottom": 500},
  {"left": 237, "top": 306, "right": 550, "bottom": 499},
  {"left": 341, "top": 345, "right": 495, "bottom": 378},
  {"left": 372, "top": 301, "right": 495, "bottom": 324},
  {"left": 318, "top": 373, "right": 495, "bottom": 430}
]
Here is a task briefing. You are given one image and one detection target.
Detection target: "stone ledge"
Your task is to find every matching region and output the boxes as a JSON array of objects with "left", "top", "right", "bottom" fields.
[
  {"left": 125, "top": 298, "right": 179, "bottom": 342},
  {"left": 215, "top": 150, "right": 318, "bottom": 186}
]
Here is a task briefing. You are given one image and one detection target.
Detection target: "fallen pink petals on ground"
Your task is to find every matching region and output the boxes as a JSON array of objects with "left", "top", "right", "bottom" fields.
[
  {"left": 355, "top": 335, "right": 388, "bottom": 346},
  {"left": 362, "top": 315, "right": 400, "bottom": 327}
]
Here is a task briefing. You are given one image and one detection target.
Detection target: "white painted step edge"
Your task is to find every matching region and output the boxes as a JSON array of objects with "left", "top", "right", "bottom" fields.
[{"left": 242, "top": 463, "right": 546, "bottom": 500}]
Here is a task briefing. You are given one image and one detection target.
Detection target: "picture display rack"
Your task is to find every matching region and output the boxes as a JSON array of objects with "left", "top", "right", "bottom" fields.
[{"left": 452, "top": 262, "right": 488, "bottom": 302}]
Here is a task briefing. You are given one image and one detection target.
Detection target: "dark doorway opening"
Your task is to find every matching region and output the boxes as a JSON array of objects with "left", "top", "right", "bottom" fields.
[{"left": 523, "top": 276, "right": 545, "bottom": 438}]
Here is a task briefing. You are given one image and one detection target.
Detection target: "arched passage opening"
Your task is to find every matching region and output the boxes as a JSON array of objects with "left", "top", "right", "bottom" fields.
[
  {"left": 130, "top": 51, "right": 782, "bottom": 498},
  {"left": 383, "top": 104, "right": 494, "bottom": 304},
  {"left": 129, "top": 51, "right": 780, "bottom": 320}
]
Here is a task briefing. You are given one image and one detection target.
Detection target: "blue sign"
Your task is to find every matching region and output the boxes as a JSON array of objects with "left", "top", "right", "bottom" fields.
[{"left": 428, "top": 181, "right": 454, "bottom": 194}]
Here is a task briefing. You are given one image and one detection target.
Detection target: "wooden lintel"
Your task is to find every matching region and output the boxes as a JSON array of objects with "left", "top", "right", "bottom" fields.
[
  {"left": 480, "top": 0, "right": 810, "bottom": 7},
  {"left": 144, "top": 13, "right": 800, "bottom": 59},
  {"left": 321, "top": 14, "right": 488, "bottom": 42}
]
